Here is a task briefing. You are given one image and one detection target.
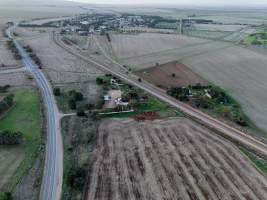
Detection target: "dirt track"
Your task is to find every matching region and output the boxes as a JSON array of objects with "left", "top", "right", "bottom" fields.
[{"left": 86, "top": 118, "right": 267, "bottom": 200}]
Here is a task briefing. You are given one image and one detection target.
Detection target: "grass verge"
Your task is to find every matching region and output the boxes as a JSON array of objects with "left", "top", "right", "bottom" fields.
[
  {"left": 240, "top": 147, "right": 267, "bottom": 176},
  {"left": 0, "top": 89, "right": 42, "bottom": 192}
]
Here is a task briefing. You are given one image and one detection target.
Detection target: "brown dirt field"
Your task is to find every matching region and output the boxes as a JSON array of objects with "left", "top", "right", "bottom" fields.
[
  {"left": 17, "top": 28, "right": 104, "bottom": 85},
  {"left": 86, "top": 118, "right": 267, "bottom": 200},
  {"left": 135, "top": 61, "right": 207, "bottom": 89},
  {"left": 0, "top": 72, "right": 35, "bottom": 87},
  {"left": 0, "top": 24, "right": 20, "bottom": 68}
]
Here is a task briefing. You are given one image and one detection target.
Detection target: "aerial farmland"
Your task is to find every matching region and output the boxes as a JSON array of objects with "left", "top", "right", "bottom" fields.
[
  {"left": 109, "top": 31, "right": 267, "bottom": 138},
  {"left": 86, "top": 118, "right": 267, "bottom": 200},
  {"left": 1, "top": 2, "right": 267, "bottom": 200}
]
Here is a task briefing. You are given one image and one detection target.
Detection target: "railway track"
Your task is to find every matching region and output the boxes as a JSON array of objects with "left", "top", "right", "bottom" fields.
[{"left": 52, "top": 32, "right": 267, "bottom": 159}]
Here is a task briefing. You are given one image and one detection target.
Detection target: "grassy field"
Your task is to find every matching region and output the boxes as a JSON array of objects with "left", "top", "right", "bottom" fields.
[
  {"left": 61, "top": 115, "right": 98, "bottom": 200},
  {"left": 243, "top": 31, "right": 267, "bottom": 45},
  {"left": 0, "top": 89, "right": 42, "bottom": 192}
]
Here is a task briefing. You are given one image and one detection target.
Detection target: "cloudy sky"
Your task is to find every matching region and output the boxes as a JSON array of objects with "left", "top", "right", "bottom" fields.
[{"left": 69, "top": 0, "right": 267, "bottom": 6}]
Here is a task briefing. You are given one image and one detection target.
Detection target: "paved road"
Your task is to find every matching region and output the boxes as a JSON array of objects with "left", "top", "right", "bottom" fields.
[
  {"left": 0, "top": 67, "right": 25, "bottom": 74},
  {"left": 54, "top": 33, "right": 267, "bottom": 159},
  {"left": 7, "top": 26, "right": 62, "bottom": 200}
]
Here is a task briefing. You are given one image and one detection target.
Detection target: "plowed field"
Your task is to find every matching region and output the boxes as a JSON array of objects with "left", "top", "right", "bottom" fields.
[
  {"left": 135, "top": 61, "right": 207, "bottom": 89},
  {"left": 86, "top": 118, "right": 267, "bottom": 200}
]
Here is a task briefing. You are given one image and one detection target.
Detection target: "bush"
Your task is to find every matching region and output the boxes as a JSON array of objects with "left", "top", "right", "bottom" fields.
[
  {"left": 96, "top": 77, "right": 104, "bottom": 85},
  {"left": 68, "top": 90, "right": 84, "bottom": 101},
  {"left": 75, "top": 92, "right": 83, "bottom": 101},
  {"left": 0, "top": 85, "right": 10, "bottom": 93},
  {"left": 0, "top": 94, "right": 14, "bottom": 114},
  {"left": 76, "top": 110, "right": 86, "bottom": 117},
  {"left": 0, "top": 192, "right": 12, "bottom": 200},
  {"left": 0, "top": 130, "right": 23, "bottom": 145},
  {"left": 251, "top": 39, "right": 262, "bottom": 45},
  {"left": 4, "top": 94, "right": 14, "bottom": 106},
  {"left": 68, "top": 99, "right": 76, "bottom": 110},
  {"left": 67, "top": 167, "right": 87, "bottom": 190},
  {"left": 53, "top": 88, "right": 61, "bottom": 96}
]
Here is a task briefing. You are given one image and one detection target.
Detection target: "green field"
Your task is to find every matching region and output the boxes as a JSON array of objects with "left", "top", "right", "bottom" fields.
[
  {"left": 243, "top": 31, "right": 267, "bottom": 45},
  {"left": 0, "top": 89, "right": 42, "bottom": 192}
]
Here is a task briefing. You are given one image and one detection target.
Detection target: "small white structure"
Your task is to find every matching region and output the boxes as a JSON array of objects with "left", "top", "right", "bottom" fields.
[
  {"left": 204, "top": 89, "right": 212, "bottom": 99},
  {"left": 115, "top": 98, "right": 129, "bottom": 106},
  {"left": 81, "top": 21, "right": 89, "bottom": 25},
  {"left": 104, "top": 95, "right": 111, "bottom": 101}
]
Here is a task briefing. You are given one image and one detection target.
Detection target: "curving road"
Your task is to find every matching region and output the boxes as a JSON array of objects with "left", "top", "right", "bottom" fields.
[
  {"left": 7, "top": 26, "right": 63, "bottom": 200},
  {"left": 54, "top": 32, "right": 267, "bottom": 159}
]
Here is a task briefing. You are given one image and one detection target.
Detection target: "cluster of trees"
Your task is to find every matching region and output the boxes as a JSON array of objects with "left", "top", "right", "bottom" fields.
[
  {"left": 67, "top": 167, "right": 87, "bottom": 190},
  {"left": 68, "top": 90, "right": 84, "bottom": 110},
  {"left": 0, "top": 85, "right": 10, "bottom": 93},
  {"left": 6, "top": 40, "right": 21, "bottom": 60},
  {"left": 167, "top": 84, "right": 247, "bottom": 126},
  {"left": 19, "top": 23, "right": 57, "bottom": 28},
  {"left": 0, "top": 94, "right": 14, "bottom": 115},
  {"left": 24, "top": 45, "right": 33, "bottom": 53},
  {"left": 22, "top": 45, "right": 43, "bottom": 68},
  {"left": 0, "top": 130, "right": 23, "bottom": 145},
  {"left": 0, "top": 192, "right": 12, "bottom": 200},
  {"left": 54, "top": 87, "right": 84, "bottom": 110},
  {"left": 167, "top": 87, "right": 191, "bottom": 102},
  {"left": 29, "top": 54, "right": 42, "bottom": 68}
]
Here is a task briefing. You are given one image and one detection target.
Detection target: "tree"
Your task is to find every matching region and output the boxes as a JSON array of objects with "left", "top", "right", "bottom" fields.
[
  {"left": 67, "top": 167, "right": 86, "bottom": 190},
  {"left": 75, "top": 92, "right": 84, "bottom": 101},
  {"left": 4, "top": 94, "right": 14, "bottom": 106},
  {"left": 53, "top": 88, "right": 61, "bottom": 96},
  {"left": 68, "top": 99, "right": 76, "bottom": 110},
  {"left": 0, "top": 192, "right": 12, "bottom": 200},
  {"left": 96, "top": 77, "right": 104, "bottom": 85},
  {"left": 76, "top": 109, "right": 86, "bottom": 117}
]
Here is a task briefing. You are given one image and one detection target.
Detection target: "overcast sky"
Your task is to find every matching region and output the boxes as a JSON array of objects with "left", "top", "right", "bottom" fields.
[{"left": 70, "top": 0, "right": 267, "bottom": 6}]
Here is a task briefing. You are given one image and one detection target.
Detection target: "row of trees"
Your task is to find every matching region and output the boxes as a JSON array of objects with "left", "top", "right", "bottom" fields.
[
  {"left": 0, "top": 130, "right": 23, "bottom": 145},
  {"left": 23, "top": 45, "right": 43, "bottom": 68},
  {"left": 6, "top": 40, "right": 22, "bottom": 60}
]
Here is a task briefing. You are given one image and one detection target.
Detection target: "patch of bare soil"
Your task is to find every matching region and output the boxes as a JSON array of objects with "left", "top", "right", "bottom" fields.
[
  {"left": 0, "top": 72, "right": 35, "bottom": 87},
  {"left": 18, "top": 28, "right": 104, "bottom": 85},
  {"left": 86, "top": 118, "right": 267, "bottom": 200},
  {"left": 135, "top": 61, "right": 208, "bottom": 89}
]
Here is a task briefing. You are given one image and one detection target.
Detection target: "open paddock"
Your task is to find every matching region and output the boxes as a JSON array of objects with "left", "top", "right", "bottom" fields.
[
  {"left": 86, "top": 118, "right": 267, "bottom": 200},
  {"left": 110, "top": 33, "right": 207, "bottom": 61},
  {"left": 194, "top": 24, "right": 246, "bottom": 32},
  {"left": 135, "top": 61, "right": 207, "bottom": 89}
]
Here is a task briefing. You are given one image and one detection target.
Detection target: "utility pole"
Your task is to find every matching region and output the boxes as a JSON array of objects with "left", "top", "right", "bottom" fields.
[{"left": 180, "top": 18, "right": 183, "bottom": 35}]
